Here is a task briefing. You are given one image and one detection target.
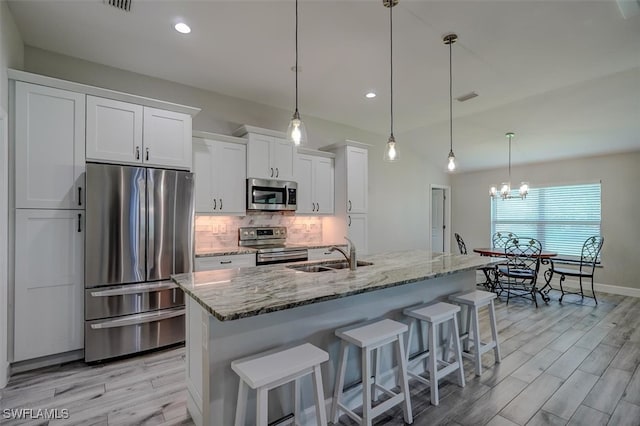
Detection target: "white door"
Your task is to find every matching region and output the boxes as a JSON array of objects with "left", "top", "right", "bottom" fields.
[
  {"left": 294, "top": 154, "right": 314, "bottom": 214},
  {"left": 143, "top": 107, "right": 192, "bottom": 170},
  {"left": 247, "top": 134, "right": 272, "bottom": 179},
  {"left": 86, "top": 96, "right": 143, "bottom": 165},
  {"left": 270, "top": 137, "right": 295, "bottom": 180},
  {"left": 14, "top": 209, "right": 84, "bottom": 361},
  {"left": 346, "top": 146, "right": 368, "bottom": 213},
  {"left": 431, "top": 188, "right": 445, "bottom": 252},
  {"left": 216, "top": 141, "right": 246, "bottom": 214},
  {"left": 193, "top": 139, "right": 216, "bottom": 213},
  {"left": 314, "top": 157, "right": 334, "bottom": 214},
  {"left": 0, "top": 109, "right": 8, "bottom": 387},
  {"left": 348, "top": 214, "right": 368, "bottom": 255},
  {"left": 15, "top": 82, "right": 85, "bottom": 209}
]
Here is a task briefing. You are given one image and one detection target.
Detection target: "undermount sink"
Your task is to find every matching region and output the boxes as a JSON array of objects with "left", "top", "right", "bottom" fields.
[{"left": 287, "top": 260, "right": 374, "bottom": 273}]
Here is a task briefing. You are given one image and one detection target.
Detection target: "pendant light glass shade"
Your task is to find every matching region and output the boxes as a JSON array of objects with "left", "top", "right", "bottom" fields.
[
  {"left": 287, "top": 110, "right": 307, "bottom": 146},
  {"left": 444, "top": 33, "right": 458, "bottom": 172},
  {"left": 287, "top": 0, "right": 306, "bottom": 146},
  {"left": 383, "top": 0, "right": 399, "bottom": 162}
]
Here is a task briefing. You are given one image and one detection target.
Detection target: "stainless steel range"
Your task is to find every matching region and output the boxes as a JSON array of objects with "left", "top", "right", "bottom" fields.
[{"left": 238, "top": 226, "right": 308, "bottom": 265}]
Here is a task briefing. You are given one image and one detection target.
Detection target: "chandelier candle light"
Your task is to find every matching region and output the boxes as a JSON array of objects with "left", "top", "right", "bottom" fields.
[
  {"left": 444, "top": 33, "right": 458, "bottom": 172},
  {"left": 490, "top": 132, "right": 529, "bottom": 200},
  {"left": 383, "top": 0, "right": 399, "bottom": 162},
  {"left": 286, "top": 0, "right": 307, "bottom": 146}
]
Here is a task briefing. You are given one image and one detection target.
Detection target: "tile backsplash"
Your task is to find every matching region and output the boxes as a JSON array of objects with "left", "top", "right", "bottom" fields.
[{"left": 195, "top": 213, "right": 323, "bottom": 253}]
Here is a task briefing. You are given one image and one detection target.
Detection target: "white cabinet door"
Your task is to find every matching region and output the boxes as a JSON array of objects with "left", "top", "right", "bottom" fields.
[
  {"left": 194, "top": 254, "right": 256, "bottom": 271},
  {"left": 294, "top": 154, "right": 314, "bottom": 214},
  {"left": 270, "top": 137, "right": 295, "bottom": 180},
  {"left": 216, "top": 141, "right": 246, "bottom": 214},
  {"left": 346, "top": 146, "right": 368, "bottom": 214},
  {"left": 15, "top": 82, "right": 85, "bottom": 209},
  {"left": 247, "top": 134, "right": 272, "bottom": 179},
  {"left": 193, "top": 139, "right": 216, "bottom": 213},
  {"left": 86, "top": 96, "right": 143, "bottom": 165},
  {"left": 348, "top": 214, "right": 368, "bottom": 256},
  {"left": 314, "top": 157, "right": 334, "bottom": 214},
  {"left": 143, "top": 107, "right": 192, "bottom": 170},
  {"left": 14, "top": 209, "right": 84, "bottom": 361}
]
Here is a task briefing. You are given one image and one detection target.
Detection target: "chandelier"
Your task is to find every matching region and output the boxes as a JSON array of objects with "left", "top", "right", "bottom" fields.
[{"left": 490, "top": 132, "right": 529, "bottom": 200}]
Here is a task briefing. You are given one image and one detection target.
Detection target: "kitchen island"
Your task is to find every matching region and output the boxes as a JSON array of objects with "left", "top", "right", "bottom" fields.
[{"left": 172, "top": 250, "right": 498, "bottom": 426}]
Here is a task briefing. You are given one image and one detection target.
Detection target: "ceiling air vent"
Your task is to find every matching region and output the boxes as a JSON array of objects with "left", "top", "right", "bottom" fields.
[
  {"left": 104, "top": 0, "right": 132, "bottom": 12},
  {"left": 456, "top": 92, "right": 478, "bottom": 102}
]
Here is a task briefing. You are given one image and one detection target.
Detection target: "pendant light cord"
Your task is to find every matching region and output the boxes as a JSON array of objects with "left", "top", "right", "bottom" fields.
[
  {"left": 390, "top": 3, "right": 394, "bottom": 137},
  {"left": 295, "top": 0, "right": 299, "bottom": 113},
  {"left": 508, "top": 134, "right": 512, "bottom": 181},
  {"left": 449, "top": 38, "right": 453, "bottom": 152}
]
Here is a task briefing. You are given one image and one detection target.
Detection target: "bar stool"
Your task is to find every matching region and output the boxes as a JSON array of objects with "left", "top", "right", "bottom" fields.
[
  {"left": 449, "top": 290, "right": 501, "bottom": 376},
  {"left": 231, "top": 343, "right": 328, "bottom": 426},
  {"left": 403, "top": 302, "right": 465, "bottom": 406},
  {"left": 331, "top": 319, "right": 413, "bottom": 426}
]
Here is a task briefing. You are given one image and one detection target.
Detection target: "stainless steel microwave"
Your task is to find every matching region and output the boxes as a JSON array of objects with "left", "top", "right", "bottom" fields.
[{"left": 247, "top": 178, "right": 297, "bottom": 211}]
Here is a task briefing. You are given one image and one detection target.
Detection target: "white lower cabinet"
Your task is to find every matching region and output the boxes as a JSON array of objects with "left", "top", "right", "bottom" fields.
[
  {"left": 347, "top": 214, "right": 368, "bottom": 256},
  {"left": 194, "top": 254, "right": 256, "bottom": 271},
  {"left": 14, "top": 209, "right": 84, "bottom": 361},
  {"left": 307, "top": 248, "right": 345, "bottom": 261}
]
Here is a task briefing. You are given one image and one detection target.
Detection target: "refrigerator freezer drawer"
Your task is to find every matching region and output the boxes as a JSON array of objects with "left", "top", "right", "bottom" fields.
[
  {"left": 84, "top": 308, "right": 185, "bottom": 362},
  {"left": 85, "top": 281, "right": 184, "bottom": 321}
]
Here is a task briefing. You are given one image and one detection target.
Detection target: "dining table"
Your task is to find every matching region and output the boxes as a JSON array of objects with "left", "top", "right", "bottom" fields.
[{"left": 473, "top": 247, "right": 558, "bottom": 302}]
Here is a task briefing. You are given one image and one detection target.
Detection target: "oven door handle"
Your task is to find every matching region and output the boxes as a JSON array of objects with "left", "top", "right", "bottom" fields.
[
  {"left": 89, "top": 308, "right": 185, "bottom": 329},
  {"left": 90, "top": 281, "right": 178, "bottom": 297},
  {"left": 258, "top": 251, "right": 308, "bottom": 262}
]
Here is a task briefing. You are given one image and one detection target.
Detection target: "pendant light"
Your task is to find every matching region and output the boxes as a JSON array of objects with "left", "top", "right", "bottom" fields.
[
  {"left": 490, "top": 132, "right": 529, "bottom": 200},
  {"left": 286, "top": 0, "right": 307, "bottom": 146},
  {"left": 444, "top": 33, "right": 458, "bottom": 172},
  {"left": 383, "top": 0, "right": 399, "bottom": 162}
]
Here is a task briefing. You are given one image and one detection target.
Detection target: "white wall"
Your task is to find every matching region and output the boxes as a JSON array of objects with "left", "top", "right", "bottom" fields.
[
  {"left": 23, "top": 46, "right": 450, "bottom": 255},
  {"left": 0, "top": 0, "right": 24, "bottom": 388},
  {"left": 451, "top": 151, "right": 640, "bottom": 290}
]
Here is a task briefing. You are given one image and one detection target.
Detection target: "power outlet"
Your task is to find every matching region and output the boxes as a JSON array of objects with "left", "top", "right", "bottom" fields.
[
  {"left": 211, "top": 224, "right": 219, "bottom": 234},
  {"left": 219, "top": 224, "right": 227, "bottom": 234}
]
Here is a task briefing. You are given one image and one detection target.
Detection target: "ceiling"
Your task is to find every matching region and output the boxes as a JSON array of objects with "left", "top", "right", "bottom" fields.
[{"left": 7, "top": 0, "right": 640, "bottom": 171}]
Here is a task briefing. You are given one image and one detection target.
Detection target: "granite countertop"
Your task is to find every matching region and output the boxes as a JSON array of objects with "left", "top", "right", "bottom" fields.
[
  {"left": 173, "top": 250, "right": 499, "bottom": 321},
  {"left": 195, "top": 242, "right": 347, "bottom": 257}
]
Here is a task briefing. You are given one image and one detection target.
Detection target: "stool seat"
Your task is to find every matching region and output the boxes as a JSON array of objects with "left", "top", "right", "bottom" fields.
[
  {"left": 232, "top": 343, "right": 329, "bottom": 389},
  {"left": 450, "top": 289, "right": 496, "bottom": 306},
  {"left": 336, "top": 319, "right": 408, "bottom": 348},
  {"left": 404, "top": 301, "right": 460, "bottom": 323}
]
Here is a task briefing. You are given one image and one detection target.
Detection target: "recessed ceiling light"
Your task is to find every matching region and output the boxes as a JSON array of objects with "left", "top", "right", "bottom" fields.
[
  {"left": 365, "top": 92, "right": 377, "bottom": 99},
  {"left": 174, "top": 22, "right": 191, "bottom": 34}
]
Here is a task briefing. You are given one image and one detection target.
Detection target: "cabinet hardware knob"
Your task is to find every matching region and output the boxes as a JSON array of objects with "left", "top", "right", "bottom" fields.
[
  {"left": 213, "top": 198, "right": 217, "bottom": 210},
  {"left": 145, "top": 147, "right": 149, "bottom": 161},
  {"left": 220, "top": 260, "right": 232, "bottom": 264},
  {"left": 276, "top": 168, "right": 279, "bottom": 178},
  {"left": 78, "top": 213, "right": 82, "bottom": 232},
  {"left": 78, "top": 187, "right": 82, "bottom": 206},
  {"left": 270, "top": 167, "right": 274, "bottom": 177},
  {"left": 317, "top": 202, "right": 319, "bottom": 211},
  {"left": 136, "top": 146, "right": 140, "bottom": 160},
  {"left": 219, "top": 198, "right": 223, "bottom": 210},
  {"left": 348, "top": 200, "right": 352, "bottom": 211},
  {"left": 348, "top": 215, "right": 351, "bottom": 226}
]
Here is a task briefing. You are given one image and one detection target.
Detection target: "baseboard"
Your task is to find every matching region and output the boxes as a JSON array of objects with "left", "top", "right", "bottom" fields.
[
  {"left": 556, "top": 279, "right": 640, "bottom": 298},
  {"left": 10, "top": 349, "right": 84, "bottom": 374}
]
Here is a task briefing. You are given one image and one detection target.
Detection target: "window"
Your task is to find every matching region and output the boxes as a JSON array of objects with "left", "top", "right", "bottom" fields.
[{"left": 491, "top": 183, "right": 601, "bottom": 258}]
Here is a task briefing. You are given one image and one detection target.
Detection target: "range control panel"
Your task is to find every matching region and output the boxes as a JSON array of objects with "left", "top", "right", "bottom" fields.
[{"left": 239, "top": 226, "right": 287, "bottom": 242}]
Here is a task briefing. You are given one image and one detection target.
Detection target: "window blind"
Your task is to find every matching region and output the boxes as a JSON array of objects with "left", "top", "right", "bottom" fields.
[{"left": 491, "top": 183, "right": 601, "bottom": 258}]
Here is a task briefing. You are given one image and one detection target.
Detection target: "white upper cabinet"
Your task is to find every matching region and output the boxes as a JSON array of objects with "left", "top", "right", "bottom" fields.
[
  {"left": 294, "top": 152, "right": 334, "bottom": 215},
  {"left": 193, "top": 134, "right": 247, "bottom": 215},
  {"left": 86, "top": 97, "right": 192, "bottom": 170},
  {"left": 346, "top": 146, "right": 368, "bottom": 213},
  {"left": 143, "top": 107, "right": 192, "bottom": 169},
  {"left": 239, "top": 127, "right": 295, "bottom": 181},
  {"left": 14, "top": 209, "right": 84, "bottom": 361},
  {"left": 86, "top": 96, "right": 143, "bottom": 165},
  {"left": 15, "top": 82, "right": 85, "bottom": 209}
]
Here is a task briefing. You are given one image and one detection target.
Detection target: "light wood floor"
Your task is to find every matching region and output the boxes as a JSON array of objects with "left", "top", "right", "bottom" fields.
[{"left": 2, "top": 290, "right": 640, "bottom": 426}]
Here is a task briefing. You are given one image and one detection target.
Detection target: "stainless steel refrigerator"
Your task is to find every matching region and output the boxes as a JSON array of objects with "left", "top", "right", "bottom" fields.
[{"left": 84, "top": 163, "right": 194, "bottom": 362}]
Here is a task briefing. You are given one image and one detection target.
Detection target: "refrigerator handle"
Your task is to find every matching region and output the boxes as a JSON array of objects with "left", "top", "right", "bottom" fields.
[{"left": 139, "top": 172, "right": 147, "bottom": 280}]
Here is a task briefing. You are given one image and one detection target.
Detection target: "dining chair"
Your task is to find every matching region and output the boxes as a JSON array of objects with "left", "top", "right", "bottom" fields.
[
  {"left": 545, "top": 236, "right": 604, "bottom": 304},
  {"left": 455, "top": 233, "right": 495, "bottom": 291},
  {"left": 492, "top": 232, "right": 518, "bottom": 249},
  {"left": 498, "top": 238, "right": 543, "bottom": 307}
]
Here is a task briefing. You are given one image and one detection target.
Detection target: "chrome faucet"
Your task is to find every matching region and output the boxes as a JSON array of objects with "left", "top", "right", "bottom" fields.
[{"left": 329, "top": 237, "right": 357, "bottom": 271}]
